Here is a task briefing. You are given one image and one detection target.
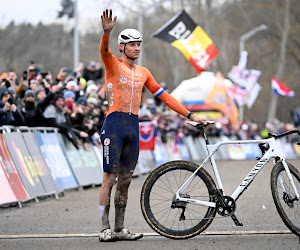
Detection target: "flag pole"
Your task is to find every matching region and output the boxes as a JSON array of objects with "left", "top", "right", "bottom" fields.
[
  {"left": 267, "top": 0, "right": 290, "bottom": 123},
  {"left": 267, "top": 93, "right": 278, "bottom": 123}
]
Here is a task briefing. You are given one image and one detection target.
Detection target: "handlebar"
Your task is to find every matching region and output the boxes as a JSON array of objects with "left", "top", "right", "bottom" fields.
[
  {"left": 186, "top": 121, "right": 215, "bottom": 130},
  {"left": 268, "top": 129, "right": 300, "bottom": 140},
  {"left": 187, "top": 121, "right": 300, "bottom": 145}
]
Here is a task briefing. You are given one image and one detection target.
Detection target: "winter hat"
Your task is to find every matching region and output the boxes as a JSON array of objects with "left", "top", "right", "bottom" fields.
[
  {"left": 86, "top": 84, "right": 98, "bottom": 95},
  {"left": 35, "top": 89, "right": 45, "bottom": 99},
  {"left": 76, "top": 96, "right": 87, "bottom": 106},
  {"left": 79, "top": 78, "right": 87, "bottom": 86},
  {"left": 54, "top": 93, "right": 64, "bottom": 102},
  {"left": 66, "top": 80, "right": 78, "bottom": 91},
  {"left": 8, "top": 87, "right": 16, "bottom": 94},
  {"left": 24, "top": 90, "right": 35, "bottom": 99},
  {"left": 87, "top": 80, "right": 96, "bottom": 86},
  {"left": 0, "top": 89, "right": 12, "bottom": 100},
  {"left": 63, "top": 90, "right": 75, "bottom": 100}
]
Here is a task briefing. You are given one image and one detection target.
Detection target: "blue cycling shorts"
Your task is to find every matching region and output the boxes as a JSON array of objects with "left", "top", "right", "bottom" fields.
[{"left": 100, "top": 111, "right": 140, "bottom": 174}]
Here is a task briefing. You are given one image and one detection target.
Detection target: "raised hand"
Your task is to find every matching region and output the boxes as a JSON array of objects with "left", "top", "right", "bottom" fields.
[{"left": 101, "top": 9, "right": 117, "bottom": 35}]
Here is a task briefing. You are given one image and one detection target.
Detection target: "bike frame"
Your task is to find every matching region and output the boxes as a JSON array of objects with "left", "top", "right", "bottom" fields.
[{"left": 175, "top": 137, "right": 300, "bottom": 207}]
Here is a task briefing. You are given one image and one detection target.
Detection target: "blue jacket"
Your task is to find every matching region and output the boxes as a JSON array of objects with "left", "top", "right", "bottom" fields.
[{"left": 0, "top": 101, "right": 25, "bottom": 127}]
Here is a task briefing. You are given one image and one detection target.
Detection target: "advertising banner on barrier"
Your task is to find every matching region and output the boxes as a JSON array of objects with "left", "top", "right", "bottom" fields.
[
  {"left": 59, "top": 135, "right": 102, "bottom": 186},
  {"left": 0, "top": 135, "right": 29, "bottom": 201},
  {"left": 0, "top": 164, "right": 17, "bottom": 206},
  {"left": 35, "top": 133, "right": 78, "bottom": 191},
  {"left": 22, "top": 132, "right": 59, "bottom": 194},
  {"left": 153, "top": 139, "right": 169, "bottom": 166},
  {"left": 3, "top": 132, "right": 47, "bottom": 198}
]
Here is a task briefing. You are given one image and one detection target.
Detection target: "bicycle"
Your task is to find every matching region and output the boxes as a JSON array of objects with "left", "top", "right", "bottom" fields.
[{"left": 140, "top": 121, "right": 300, "bottom": 239}]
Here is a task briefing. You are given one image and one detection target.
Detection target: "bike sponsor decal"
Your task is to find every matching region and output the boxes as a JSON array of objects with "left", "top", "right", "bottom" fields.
[{"left": 240, "top": 158, "right": 267, "bottom": 187}]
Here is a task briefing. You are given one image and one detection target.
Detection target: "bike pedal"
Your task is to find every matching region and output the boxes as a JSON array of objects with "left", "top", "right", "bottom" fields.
[{"left": 231, "top": 214, "right": 243, "bottom": 226}]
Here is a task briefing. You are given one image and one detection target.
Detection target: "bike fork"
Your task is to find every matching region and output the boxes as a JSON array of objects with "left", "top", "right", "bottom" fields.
[{"left": 282, "top": 160, "right": 300, "bottom": 199}]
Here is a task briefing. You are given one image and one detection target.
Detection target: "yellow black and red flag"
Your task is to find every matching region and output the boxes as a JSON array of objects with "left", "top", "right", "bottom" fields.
[{"left": 153, "top": 10, "right": 218, "bottom": 74}]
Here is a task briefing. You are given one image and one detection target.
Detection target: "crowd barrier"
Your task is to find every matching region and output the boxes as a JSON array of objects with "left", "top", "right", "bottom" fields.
[{"left": 1, "top": 126, "right": 299, "bottom": 208}]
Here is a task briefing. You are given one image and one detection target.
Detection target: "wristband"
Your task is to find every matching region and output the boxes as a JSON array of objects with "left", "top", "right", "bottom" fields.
[{"left": 187, "top": 112, "right": 193, "bottom": 120}]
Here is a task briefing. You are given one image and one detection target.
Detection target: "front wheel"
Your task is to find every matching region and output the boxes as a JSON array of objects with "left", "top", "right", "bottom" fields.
[
  {"left": 271, "top": 161, "right": 300, "bottom": 236},
  {"left": 140, "top": 160, "right": 217, "bottom": 239}
]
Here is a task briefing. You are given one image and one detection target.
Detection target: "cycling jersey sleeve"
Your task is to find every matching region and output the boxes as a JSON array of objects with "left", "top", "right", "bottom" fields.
[
  {"left": 99, "top": 34, "right": 116, "bottom": 68},
  {"left": 144, "top": 69, "right": 189, "bottom": 117}
]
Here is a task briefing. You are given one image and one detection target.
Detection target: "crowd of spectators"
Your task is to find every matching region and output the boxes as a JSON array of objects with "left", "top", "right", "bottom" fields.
[
  {"left": 0, "top": 61, "right": 299, "bottom": 150},
  {"left": 0, "top": 61, "right": 107, "bottom": 150}
]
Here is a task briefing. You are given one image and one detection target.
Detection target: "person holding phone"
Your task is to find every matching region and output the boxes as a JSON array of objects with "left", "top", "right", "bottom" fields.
[{"left": 0, "top": 89, "right": 25, "bottom": 126}]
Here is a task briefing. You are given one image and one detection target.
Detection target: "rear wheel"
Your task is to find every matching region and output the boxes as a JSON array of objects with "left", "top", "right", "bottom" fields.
[
  {"left": 271, "top": 161, "right": 300, "bottom": 236},
  {"left": 140, "top": 160, "right": 217, "bottom": 239}
]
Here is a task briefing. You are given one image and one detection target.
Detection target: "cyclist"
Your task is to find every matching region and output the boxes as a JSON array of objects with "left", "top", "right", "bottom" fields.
[{"left": 98, "top": 9, "right": 207, "bottom": 242}]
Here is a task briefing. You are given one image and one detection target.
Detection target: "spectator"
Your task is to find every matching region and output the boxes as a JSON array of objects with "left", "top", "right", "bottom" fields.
[
  {"left": 0, "top": 89, "right": 25, "bottom": 127},
  {"left": 19, "top": 90, "right": 44, "bottom": 127},
  {"left": 85, "top": 81, "right": 98, "bottom": 98},
  {"left": 43, "top": 93, "right": 89, "bottom": 149},
  {"left": 83, "top": 61, "right": 103, "bottom": 82}
]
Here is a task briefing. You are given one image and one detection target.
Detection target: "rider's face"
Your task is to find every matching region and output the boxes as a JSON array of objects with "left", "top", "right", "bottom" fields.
[{"left": 121, "top": 42, "right": 141, "bottom": 59}]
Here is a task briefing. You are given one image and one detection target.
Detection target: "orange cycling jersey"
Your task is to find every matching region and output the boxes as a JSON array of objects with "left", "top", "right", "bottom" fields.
[{"left": 99, "top": 35, "right": 189, "bottom": 117}]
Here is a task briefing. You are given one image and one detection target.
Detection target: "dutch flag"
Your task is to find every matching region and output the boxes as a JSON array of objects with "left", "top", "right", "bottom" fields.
[{"left": 271, "top": 77, "right": 294, "bottom": 97}]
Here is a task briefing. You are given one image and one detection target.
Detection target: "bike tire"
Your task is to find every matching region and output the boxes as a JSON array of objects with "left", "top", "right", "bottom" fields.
[
  {"left": 140, "top": 160, "right": 217, "bottom": 239},
  {"left": 270, "top": 161, "right": 300, "bottom": 236}
]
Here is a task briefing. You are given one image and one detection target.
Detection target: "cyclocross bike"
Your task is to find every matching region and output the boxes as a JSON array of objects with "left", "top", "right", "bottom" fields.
[{"left": 140, "top": 121, "right": 300, "bottom": 239}]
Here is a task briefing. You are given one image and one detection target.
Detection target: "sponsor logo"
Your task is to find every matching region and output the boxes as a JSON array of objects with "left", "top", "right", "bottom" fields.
[
  {"left": 104, "top": 145, "right": 109, "bottom": 164},
  {"left": 104, "top": 138, "right": 110, "bottom": 146},
  {"left": 120, "top": 75, "right": 127, "bottom": 84},
  {"left": 107, "top": 83, "right": 113, "bottom": 106},
  {"left": 101, "top": 130, "right": 105, "bottom": 135},
  {"left": 107, "top": 82, "right": 113, "bottom": 89}
]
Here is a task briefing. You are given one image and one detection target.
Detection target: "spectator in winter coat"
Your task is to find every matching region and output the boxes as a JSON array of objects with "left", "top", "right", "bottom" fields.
[
  {"left": 83, "top": 61, "right": 103, "bottom": 82},
  {"left": 0, "top": 89, "right": 25, "bottom": 127}
]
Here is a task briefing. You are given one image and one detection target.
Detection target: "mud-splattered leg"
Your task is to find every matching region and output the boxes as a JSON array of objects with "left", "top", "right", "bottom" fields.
[
  {"left": 114, "top": 173, "right": 132, "bottom": 232},
  {"left": 99, "top": 172, "right": 116, "bottom": 230}
]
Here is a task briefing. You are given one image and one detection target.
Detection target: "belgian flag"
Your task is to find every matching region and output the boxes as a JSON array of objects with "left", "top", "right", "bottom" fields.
[{"left": 153, "top": 10, "right": 218, "bottom": 74}]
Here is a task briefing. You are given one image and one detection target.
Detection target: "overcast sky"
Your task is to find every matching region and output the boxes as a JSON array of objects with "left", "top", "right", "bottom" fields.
[{"left": 0, "top": 0, "right": 127, "bottom": 27}]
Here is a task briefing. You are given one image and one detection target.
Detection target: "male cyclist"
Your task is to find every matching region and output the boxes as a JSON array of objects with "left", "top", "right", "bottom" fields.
[{"left": 99, "top": 9, "right": 207, "bottom": 242}]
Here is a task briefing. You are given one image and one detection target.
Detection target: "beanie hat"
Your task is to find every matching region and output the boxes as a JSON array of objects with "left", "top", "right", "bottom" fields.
[
  {"left": 54, "top": 93, "right": 64, "bottom": 102},
  {"left": 66, "top": 80, "right": 78, "bottom": 91},
  {"left": 35, "top": 89, "right": 45, "bottom": 99},
  {"left": 63, "top": 90, "right": 75, "bottom": 99},
  {"left": 86, "top": 84, "right": 98, "bottom": 95},
  {"left": 24, "top": 90, "right": 35, "bottom": 99},
  {"left": 76, "top": 96, "right": 87, "bottom": 106},
  {"left": 0, "top": 89, "right": 12, "bottom": 100},
  {"left": 79, "top": 78, "right": 87, "bottom": 86}
]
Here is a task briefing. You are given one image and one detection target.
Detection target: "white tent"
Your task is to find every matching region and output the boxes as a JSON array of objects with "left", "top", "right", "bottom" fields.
[{"left": 171, "top": 71, "right": 233, "bottom": 104}]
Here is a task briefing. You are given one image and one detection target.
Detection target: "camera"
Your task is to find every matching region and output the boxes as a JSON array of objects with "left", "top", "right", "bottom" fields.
[
  {"left": 7, "top": 98, "right": 13, "bottom": 105},
  {"left": 41, "top": 72, "right": 48, "bottom": 79}
]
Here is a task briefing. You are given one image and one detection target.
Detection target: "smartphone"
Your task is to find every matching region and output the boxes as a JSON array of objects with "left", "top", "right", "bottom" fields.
[
  {"left": 64, "top": 69, "right": 73, "bottom": 74},
  {"left": 23, "top": 71, "right": 28, "bottom": 80}
]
